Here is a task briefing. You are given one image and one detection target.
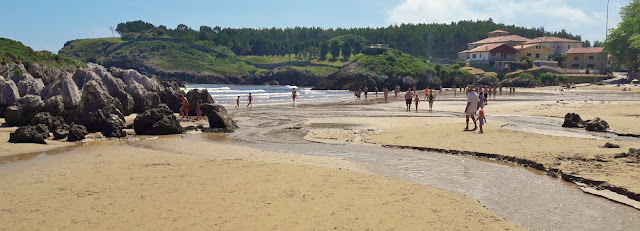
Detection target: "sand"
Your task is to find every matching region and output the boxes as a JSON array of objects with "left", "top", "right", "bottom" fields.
[
  {"left": 0, "top": 118, "right": 75, "bottom": 158},
  {"left": 0, "top": 138, "right": 523, "bottom": 230}
]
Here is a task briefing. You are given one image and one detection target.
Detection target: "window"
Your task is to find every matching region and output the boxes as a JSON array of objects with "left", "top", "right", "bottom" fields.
[
  {"left": 472, "top": 54, "right": 477, "bottom": 58},
  {"left": 527, "top": 53, "right": 532, "bottom": 57},
  {"left": 588, "top": 56, "right": 594, "bottom": 60},
  {"left": 568, "top": 45, "right": 571, "bottom": 49},
  {"left": 536, "top": 54, "right": 540, "bottom": 58},
  {"left": 587, "top": 64, "right": 595, "bottom": 68},
  {"left": 573, "top": 56, "right": 578, "bottom": 60},
  {"left": 536, "top": 46, "right": 541, "bottom": 50},
  {"left": 572, "top": 64, "right": 580, "bottom": 68}
]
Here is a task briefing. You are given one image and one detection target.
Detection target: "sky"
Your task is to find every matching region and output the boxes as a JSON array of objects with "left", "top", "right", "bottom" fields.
[{"left": 0, "top": 0, "right": 629, "bottom": 53}]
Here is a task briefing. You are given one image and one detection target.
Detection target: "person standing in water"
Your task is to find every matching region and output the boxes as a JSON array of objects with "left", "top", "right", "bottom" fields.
[
  {"left": 235, "top": 96, "right": 240, "bottom": 108},
  {"left": 405, "top": 89, "right": 414, "bottom": 111},
  {"left": 383, "top": 88, "right": 389, "bottom": 102},
  {"left": 292, "top": 88, "right": 297, "bottom": 103},
  {"left": 414, "top": 94, "right": 420, "bottom": 111},
  {"left": 247, "top": 93, "right": 253, "bottom": 107},
  {"left": 427, "top": 90, "right": 435, "bottom": 111},
  {"left": 364, "top": 86, "right": 369, "bottom": 99}
]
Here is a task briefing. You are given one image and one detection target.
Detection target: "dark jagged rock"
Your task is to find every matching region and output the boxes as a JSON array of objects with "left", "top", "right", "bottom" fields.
[
  {"left": 53, "top": 129, "right": 68, "bottom": 140},
  {"left": 186, "top": 89, "right": 214, "bottom": 115},
  {"left": 34, "top": 124, "right": 50, "bottom": 139},
  {"left": 5, "top": 95, "right": 44, "bottom": 126},
  {"left": 562, "top": 113, "right": 586, "bottom": 128},
  {"left": 67, "top": 124, "right": 88, "bottom": 142},
  {"left": 9, "top": 126, "right": 46, "bottom": 144},
  {"left": 40, "top": 73, "right": 82, "bottom": 108},
  {"left": 255, "top": 67, "right": 323, "bottom": 86},
  {"left": 158, "top": 81, "right": 185, "bottom": 113},
  {"left": 26, "top": 63, "right": 62, "bottom": 85},
  {"left": 200, "top": 103, "right": 238, "bottom": 131},
  {"left": 585, "top": 117, "right": 609, "bottom": 132},
  {"left": 317, "top": 62, "right": 379, "bottom": 90},
  {"left": 125, "top": 79, "right": 160, "bottom": 113},
  {"left": 77, "top": 80, "right": 126, "bottom": 138},
  {"left": 133, "top": 104, "right": 183, "bottom": 135},
  {"left": 0, "top": 78, "right": 20, "bottom": 106},
  {"left": 31, "top": 112, "right": 68, "bottom": 132},
  {"left": 87, "top": 63, "right": 134, "bottom": 115},
  {"left": 604, "top": 142, "right": 620, "bottom": 148}
]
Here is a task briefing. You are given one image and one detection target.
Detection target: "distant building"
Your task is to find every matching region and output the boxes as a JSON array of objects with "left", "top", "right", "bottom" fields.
[
  {"left": 458, "top": 43, "right": 518, "bottom": 64},
  {"left": 362, "top": 44, "right": 389, "bottom": 55},
  {"left": 466, "top": 30, "right": 531, "bottom": 50},
  {"left": 488, "top": 30, "right": 510, "bottom": 37},
  {"left": 514, "top": 44, "right": 554, "bottom": 61},
  {"left": 523, "top": 37, "right": 583, "bottom": 56},
  {"left": 565, "top": 47, "right": 608, "bottom": 73}
]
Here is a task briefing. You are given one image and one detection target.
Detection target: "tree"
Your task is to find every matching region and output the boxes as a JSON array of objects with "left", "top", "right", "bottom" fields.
[
  {"left": 605, "top": 0, "right": 640, "bottom": 73},
  {"left": 593, "top": 40, "right": 603, "bottom": 47},
  {"left": 115, "top": 20, "right": 155, "bottom": 36},
  {"left": 319, "top": 41, "right": 329, "bottom": 60},
  {"left": 583, "top": 40, "right": 591, "bottom": 47},
  {"left": 330, "top": 40, "right": 341, "bottom": 59},
  {"left": 341, "top": 42, "right": 352, "bottom": 60}
]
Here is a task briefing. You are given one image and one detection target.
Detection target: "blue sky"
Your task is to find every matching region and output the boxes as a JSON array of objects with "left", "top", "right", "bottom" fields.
[{"left": 0, "top": 0, "right": 628, "bottom": 53}]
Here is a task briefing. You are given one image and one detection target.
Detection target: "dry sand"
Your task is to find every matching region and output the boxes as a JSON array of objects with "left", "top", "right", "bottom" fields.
[{"left": 0, "top": 136, "right": 523, "bottom": 230}]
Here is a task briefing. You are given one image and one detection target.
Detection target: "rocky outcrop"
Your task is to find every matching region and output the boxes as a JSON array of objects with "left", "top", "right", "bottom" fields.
[
  {"left": 186, "top": 89, "right": 214, "bottom": 115},
  {"left": 109, "top": 67, "right": 164, "bottom": 92},
  {"left": 9, "top": 126, "right": 47, "bottom": 144},
  {"left": 40, "top": 73, "right": 82, "bottom": 108},
  {"left": 31, "top": 112, "right": 68, "bottom": 132},
  {"left": 586, "top": 117, "right": 609, "bottom": 132},
  {"left": 317, "top": 62, "right": 379, "bottom": 90},
  {"left": 125, "top": 79, "right": 160, "bottom": 113},
  {"left": 200, "top": 103, "right": 238, "bottom": 131},
  {"left": 562, "top": 113, "right": 586, "bottom": 128},
  {"left": 67, "top": 124, "right": 88, "bottom": 142},
  {"left": 15, "top": 73, "right": 45, "bottom": 96},
  {"left": 0, "top": 78, "right": 20, "bottom": 107},
  {"left": 77, "top": 80, "right": 126, "bottom": 138},
  {"left": 87, "top": 63, "right": 134, "bottom": 115},
  {"left": 133, "top": 104, "right": 183, "bottom": 135},
  {"left": 44, "top": 95, "right": 65, "bottom": 117},
  {"left": 5, "top": 95, "right": 45, "bottom": 126},
  {"left": 254, "top": 66, "right": 323, "bottom": 86},
  {"left": 158, "top": 81, "right": 185, "bottom": 113},
  {"left": 26, "top": 63, "right": 63, "bottom": 85}
]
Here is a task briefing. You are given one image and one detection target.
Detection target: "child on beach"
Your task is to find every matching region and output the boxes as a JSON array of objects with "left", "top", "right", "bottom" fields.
[
  {"left": 414, "top": 94, "right": 420, "bottom": 111},
  {"left": 478, "top": 109, "right": 487, "bottom": 134},
  {"left": 235, "top": 96, "right": 240, "bottom": 108},
  {"left": 196, "top": 99, "right": 202, "bottom": 121}
]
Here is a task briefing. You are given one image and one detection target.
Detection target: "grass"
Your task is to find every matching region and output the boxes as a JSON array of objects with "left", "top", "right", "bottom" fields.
[
  {"left": 0, "top": 38, "right": 82, "bottom": 68},
  {"left": 240, "top": 54, "right": 353, "bottom": 67},
  {"left": 289, "top": 66, "right": 340, "bottom": 76},
  {"left": 58, "top": 37, "right": 124, "bottom": 63},
  {"left": 354, "top": 49, "right": 433, "bottom": 77},
  {"left": 461, "top": 66, "right": 498, "bottom": 78}
]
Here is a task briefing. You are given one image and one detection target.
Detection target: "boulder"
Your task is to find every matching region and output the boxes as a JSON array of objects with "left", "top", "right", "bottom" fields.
[
  {"left": 586, "top": 117, "right": 609, "bottom": 132},
  {"left": 40, "top": 73, "right": 82, "bottom": 108},
  {"left": 604, "top": 142, "right": 620, "bottom": 148},
  {"left": 53, "top": 129, "right": 68, "bottom": 140},
  {"left": 72, "top": 69, "right": 102, "bottom": 90},
  {"left": 319, "top": 62, "right": 378, "bottom": 90},
  {"left": 5, "top": 95, "right": 45, "bottom": 126},
  {"left": 16, "top": 73, "right": 45, "bottom": 96},
  {"left": 109, "top": 67, "right": 164, "bottom": 92},
  {"left": 31, "top": 112, "right": 68, "bottom": 132},
  {"left": 34, "top": 124, "right": 51, "bottom": 139},
  {"left": 9, "top": 126, "right": 46, "bottom": 144},
  {"left": 562, "top": 113, "right": 586, "bottom": 128},
  {"left": 67, "top": 124, "right": 88, "bottom": 142},
  {"left": 0, "top": 79, "right": 20, "bottom": 106},
  {"left": 200, "top": 103, "right": 238, "bottom": 131},
  {"left": 87, "top": 63, "right": 134, "bottom": 115},
  {"left": 44, "top": 95, "right": 65, "bottom": 117},
  {"left": 77, "top": 80, "right": 126, "bottom": 138},
  {"left": 125, "top": 79, "right": 160, "bottom": 113},
  {"left": 133, "top": 104, "right": 183, "bottom": 135},
  {"left": 4, "top": 64, "right": 27, "bottom": 83},
  {"left": 26, "top": 63, "right": 62, "bottom": 85},
  {"left": 159, "top": 81, "right": 185, "bottom": 113},
  {"left": 186, "top": 89, "right": 214, "bottom": 115}
]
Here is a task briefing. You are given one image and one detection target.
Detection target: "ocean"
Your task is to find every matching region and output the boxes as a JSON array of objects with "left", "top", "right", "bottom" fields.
[{"left": 184, "top": 84, "right": 353, "bottom": 106}]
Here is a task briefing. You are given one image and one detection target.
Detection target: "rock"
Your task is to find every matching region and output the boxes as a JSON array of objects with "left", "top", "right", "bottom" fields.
[
  {"left": 67, "top": 124, "right": 88, "bottom": 142},
  {"left": 109, "top": 67, "right": 164, "bottom": 92},
  {"left": 44, "top": 95, "right": 65, "bottom": 117},
  {"left": 562, "top": 113, "right": 586, "bottom": 128},
  {"left": 255, "top": 67, "right": 322, "bottom": 86},
  {"left": 72, "top": 69, "right": 102, "bottom": 90},
  {"left": 31, "top": 112, "right": 67, "bottom": 131},
  {"left": 26, "top": 63, "right": 62, "bottom": 85},
  {"left": 604, "top": 142, "right": 620, "bottom": 148},
  {"left": 0, "top": 79, "right": 20, "bottom": 106},
  {"left": 200, "top": 103, "right": 238, "bottom": 131},
  {"left": 9, "top": 126, "right": 46, "bottom": 144},
  {"left": 4, "top": 64, "right": 27, "bottom": 83},
  {"left": 87, "top": 63, "right": 134, "bottom": 115},
  {"left": 34, "top": 124, "right": 50, "bottom": 139},
  {"left": 40, "top": 73, "right": 82, "bottom": 108},
  {"left": 133, "top": 104, "right": 183, "bottom": 135},
  {"left": 186, "top": 89, "right": 214, "bottom": 115},
  {"left": 5, "top": 95, "right": 45, "bottom": 126},
  {"left": 318, "top": 62, "right": 378, "bottom": 90},
  {"left": 158, "top": 81, "right": 186, "bottom": 113},
  {"left": 77, "top": 80, "right": 126, "bottom": 138},
  {"left": 53, "top": 129, "right": 68, "bottom": 140},
  {"left": 15, "top": 73, "right": 45, "bottom": 96},
  {"left": 586, "top": 117, "right": 609, "bottom": 132},
  {"left": 125, "top": 79, "right": 160, "bottom": 113}
]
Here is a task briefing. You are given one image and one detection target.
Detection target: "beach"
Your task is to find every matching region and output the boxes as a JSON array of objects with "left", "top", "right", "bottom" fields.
[{"left": 2, "top": 84, "right": 640, "bottom": 230}]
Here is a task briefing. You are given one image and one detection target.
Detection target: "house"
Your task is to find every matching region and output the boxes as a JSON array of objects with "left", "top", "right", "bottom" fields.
[
  {"left": 514, "top": 44, "right": 554, "bottom": 61},
  {"left": 565, "top": 47, "right": 608, "bottom": 73},
  {"left": 362, "top": 44, "right": 389, "bottom": 55},
  {"left": 523, "top": 37, "right": 583, "bottom": 55},
  {"left": 458, "top": 43, "right": 518, "bottom": 64},
  {"left": 467, "top": 30, "right": 531, "bottom": 50}
]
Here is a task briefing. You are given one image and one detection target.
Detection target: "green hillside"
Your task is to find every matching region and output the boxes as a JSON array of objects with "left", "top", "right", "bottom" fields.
[
  {"left": 1, "top": 38, "right": 82, "bottom": 67},
  {"left": 59, "top": 37, "right": 124, "bottom": 63}
]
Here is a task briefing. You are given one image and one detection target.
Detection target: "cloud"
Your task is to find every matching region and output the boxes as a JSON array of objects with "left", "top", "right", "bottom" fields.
[{"left": 386, "top": 0, "right": 616, "bottom": 41}]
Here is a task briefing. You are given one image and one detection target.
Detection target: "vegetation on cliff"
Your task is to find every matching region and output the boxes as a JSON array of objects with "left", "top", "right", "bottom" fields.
[{"left": 1, "top": 38, "right": 82, "bottom": 67}]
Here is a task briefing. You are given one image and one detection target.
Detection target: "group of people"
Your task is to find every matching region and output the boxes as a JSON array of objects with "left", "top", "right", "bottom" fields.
[
  {"left": 464, "top": 86, "right": 488, "bottom": 134},
  {"left": 403, "top": 87, "right": 436, "bottom": 112},
  {"left": 179, "top": 96, "right": 203, "bottom": 121}
]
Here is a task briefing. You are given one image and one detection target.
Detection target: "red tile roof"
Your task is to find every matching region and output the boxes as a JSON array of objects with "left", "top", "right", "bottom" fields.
[
  {"left": 513, "top": 43, "right": 554, "bottom": 51},
  {"left": 489, "top": 30, "right": 509, "bottom": 34},
  {"left": 566, "top": 47, "right": 605, "bottom": 54},
  {"left": 524, "top": 36, "right": 582, "bottom": 44},
  {"left": 460, "top": 43, "right": 516, "bottom": 53},
  {"left": 469, "top": 35, "right": 531, "bottom": 45}
]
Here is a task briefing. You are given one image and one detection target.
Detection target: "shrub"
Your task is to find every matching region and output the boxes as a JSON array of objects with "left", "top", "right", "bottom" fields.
[
  {"left": 453, "top": 64, "right": 461, "bottom": 69},
  {"left": 457, "top": 61, "right": 466, "bottom": 67},
  {"left": 13, "top": 69, "right": 22, "bottom": 76}
]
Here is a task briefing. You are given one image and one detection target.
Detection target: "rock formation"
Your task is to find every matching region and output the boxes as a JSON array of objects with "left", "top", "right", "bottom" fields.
[
  {"left": 133, "top": 104, "right": 183, "bottom": 135},
  {"left": 9, "top": 126, "right": 47, "bottom": 144},
  {"left": 200, "top": 103, "right": 238, "bottom": 131},
  {"left": 585, "top": 117, "right": 609, "bottom": 132},
  {"left": 77, "top": 80, "right": 126, "bottom": 138},
  {"left": 186, "top": 89, "right": 214, "bottom": 115},
  {"left": 5, "top": 95, "right": 45, "bottom": 126}
]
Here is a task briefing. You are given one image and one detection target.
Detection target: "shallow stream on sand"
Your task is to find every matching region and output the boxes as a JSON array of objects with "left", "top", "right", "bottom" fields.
[{"left": 212, "top": 104, "right": 640, "bottom": 231}]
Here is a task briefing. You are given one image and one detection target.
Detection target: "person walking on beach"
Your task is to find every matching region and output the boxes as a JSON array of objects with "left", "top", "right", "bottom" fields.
[
  {"left": 453, "top": 85, "right": 457, "bottom": 97},
  {"left": 292, "top": 88, "right": 297, "bottom": 103},
  {"left": 247, "top": 93, "right": 253, "bottom": 107},
  {"left": 424, "top": 88, "right": 430, "bottom": 101},
  {"left": 478, "top": 89, "right": 486, "bottom": 109},
  {"left": 465, "top": 87, "right": 479, "bottom": 131},
  {"left": 196, "top": 99, "right": 203, "bottom": 121},
  {"left": 179, "top": 96, "right": 190, "bottom": 120},
  {"left": 478, "top": 109, "right": 487, "bottom": 134},
  {"left": 235, "top": 96, "right": 240, "bottom": 108},
  {"left": 375, "top": 87, "right": 378, "bottom": 97},
  {"left": 394, "top": 86, "right": 400, "bottom": 99},
  {"left": 405, "top": 89, "right": 414, "bottom": 111},
  {"left": 483, "top": 87, "right": 489, "bottom": 105},
  {"left": 364, "top": 86, "right": 369, "bottom": 99},
  {"left": 427, "top": 90, "right": 435, "bottom": 111},
  {"left": 439, "top": 86, "right": 443, "bottom": 95},
  {"left": 383, "top": 88, "right": 389, "bottom": 103},
  {"left": 414, "top": 94, "right": 420, "bottom": 111}
]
